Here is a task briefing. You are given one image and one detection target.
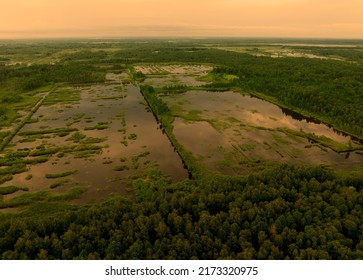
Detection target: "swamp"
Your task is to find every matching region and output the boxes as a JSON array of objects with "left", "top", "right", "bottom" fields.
[{"left": 0, "top": 38, "right": 362, "bottom": 259}]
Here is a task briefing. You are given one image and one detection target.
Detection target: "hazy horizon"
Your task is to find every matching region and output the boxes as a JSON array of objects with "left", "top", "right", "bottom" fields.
[{"left": 1, "top": 0, "right": 363, "bottom": 39}]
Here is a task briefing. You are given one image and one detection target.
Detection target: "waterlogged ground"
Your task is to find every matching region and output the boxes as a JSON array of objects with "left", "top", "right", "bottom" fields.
[
  {"left": 1, "top": 63, "right": 362, "bottom": 210},
  {"left": 0, "top": 73, "right": 187, "bottom": 209},
  {"left": 162, "top": 90, "right": 363, "bottom": 175},
  {"left": 213, "top": 46, "right": 344, "bottom": 60},
  {"left": 134, "top": 64, "right": 212, "bottom": 87}
]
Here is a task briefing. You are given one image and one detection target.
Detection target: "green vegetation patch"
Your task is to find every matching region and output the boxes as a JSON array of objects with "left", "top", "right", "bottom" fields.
[
  {"left": 26, "top": 144, "right": 103, "bottom": 158},
  {"left": 23, "top": 156, "right": 50, "bottom": 165},
  {"left": 80, "top": 137, "right": 107, "bottom": 144},
  {"left": 4, "top": 150, "right": 30, "bottom": 158},
  {"left": 160, "top": 85, "right": 189, "bottom": 93},
  {"left": 277, "top": 127, "right": 363, "bottom": 152},
  {"left": 169, "top": 105, "right": 203, "bottom": 121},
  {"left": 0, "top": 191, "right": 47, "bottom": 209},
  {"left": 0, "top": 174, "right": 13, "bottom": 185},
  {"left": 72, "top": 113, "right": 85, "bottom": 121},
  {"left": 0, "top": 164, "right": 27, "bottom": 176},
  {"left": 129, "top": 68, "right": 147, "bottom": 82},
  {"left": 0, "top": 185, "right": 20, "bottom": 195},
  {"left": 272, "top": 132, "right": 292, "bottom": 145},
  {"left": 73, "top": 149, "right": 101, "bottom": 158},
  {"left": 19, "top": 127, "right": 78, "bottom": 137},
  {"left": 197, "top": 72, "right": 239, "bottom": 84},
  {"left": 184, "top": 109, "right": 203, "bottom": 121},
  {"left": 30, "top": 147, "right": 60, "bottom": 157},
  {"left": 50, "top": 179, "right": 71, "bottom": 189},
  {"left": 68, "top": 132, "right": 86, "bottom": 143},
  {"left": 237, "top": 143, "right": 257, "bottom": 152},
  {"left": 45, "top": 170, "right": 77, "bottom": 179},
  {"left": 113, "top": 165, "right": 129, "bottom": 171},
  {"left": 128, "top": 133, "right": 137, "bottom": 140},
  {"left": 0, "top": 156, "right": 24, "bottom": 167},
  {"left": 84, "top": 122, "right": 109, "bottom": 130},
  {"left": 0, "top": 187, "right": 85, "bottom": 209},
  {"left": 43, "top": 88, "right": 81, "bottom": 105},
  {"left": 131, "top": 151, "right": 151, "bottom": 169},
  {"left": 121, "top": 140, "right": 128, "bottom": 147}
]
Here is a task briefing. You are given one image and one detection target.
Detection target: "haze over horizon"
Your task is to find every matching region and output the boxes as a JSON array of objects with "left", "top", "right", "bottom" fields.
[{"left": 1, "top": 0, "right": 363, "bottom": 39}]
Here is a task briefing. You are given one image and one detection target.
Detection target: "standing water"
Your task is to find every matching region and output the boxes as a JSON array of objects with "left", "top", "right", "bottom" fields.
[{"left": 0, "top": 73, "right": 188, "bottom": 205}]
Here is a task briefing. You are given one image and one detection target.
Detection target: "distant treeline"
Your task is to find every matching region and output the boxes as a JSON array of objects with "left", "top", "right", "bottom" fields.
[{"left": 0, "top": 63, "right": 105, "bottom": 93}]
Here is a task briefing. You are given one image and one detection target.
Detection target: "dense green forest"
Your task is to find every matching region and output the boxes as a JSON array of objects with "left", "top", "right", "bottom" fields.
[
  {"left": 0, "top": 166, "right": 362, "bottom": 259},
  {"left": 0, "top": 39, "right": 362, "bottom": 259}
]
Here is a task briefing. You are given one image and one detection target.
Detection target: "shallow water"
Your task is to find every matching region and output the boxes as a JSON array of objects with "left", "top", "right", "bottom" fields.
[
  {"left": 166, "top": 91, "right": 357, "bottom": 144},
  {"left": 136, "top": 64, "right": 212, "bottom": 87},
  {"left": 1, "top": 74, "right": 188, "bottom": 204},
  {"left": 164, "top": 90, "right": 363, "bottom": 174}
]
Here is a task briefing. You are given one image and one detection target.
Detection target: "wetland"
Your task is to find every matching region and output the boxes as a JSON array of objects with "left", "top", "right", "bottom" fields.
[
  {"left": 0, "top": 72, "right": 188, "bottom": 208},
  {"left": 0, "top": 39, "right": 363, "bottom": 260},
  {"left": 163, "top": 90, "right": 363, "bottom": 175},
  {"left": 3, "top": 57, "right": 361, "bottom": 209}
]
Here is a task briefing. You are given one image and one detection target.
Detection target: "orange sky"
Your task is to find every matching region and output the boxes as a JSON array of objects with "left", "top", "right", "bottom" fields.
[{"left": 0, "top": 0, "right": 362, "bottom": 39}]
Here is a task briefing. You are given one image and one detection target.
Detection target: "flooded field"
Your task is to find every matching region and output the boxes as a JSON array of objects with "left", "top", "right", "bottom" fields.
[
  {"left": 162, "top": 90, "right": 363, "bottom": 175},
  {"left": 135, "top": 64, "right": 212, "bottom": 87},
  {"left": 214, "top": 46, "right": 342, "bottom": 60},
  {"left": 0, "top": 73, "right": 187, "bottom": 208},
  {"left": 1, "top": 61, "right": 362, "bottom": 210}
]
